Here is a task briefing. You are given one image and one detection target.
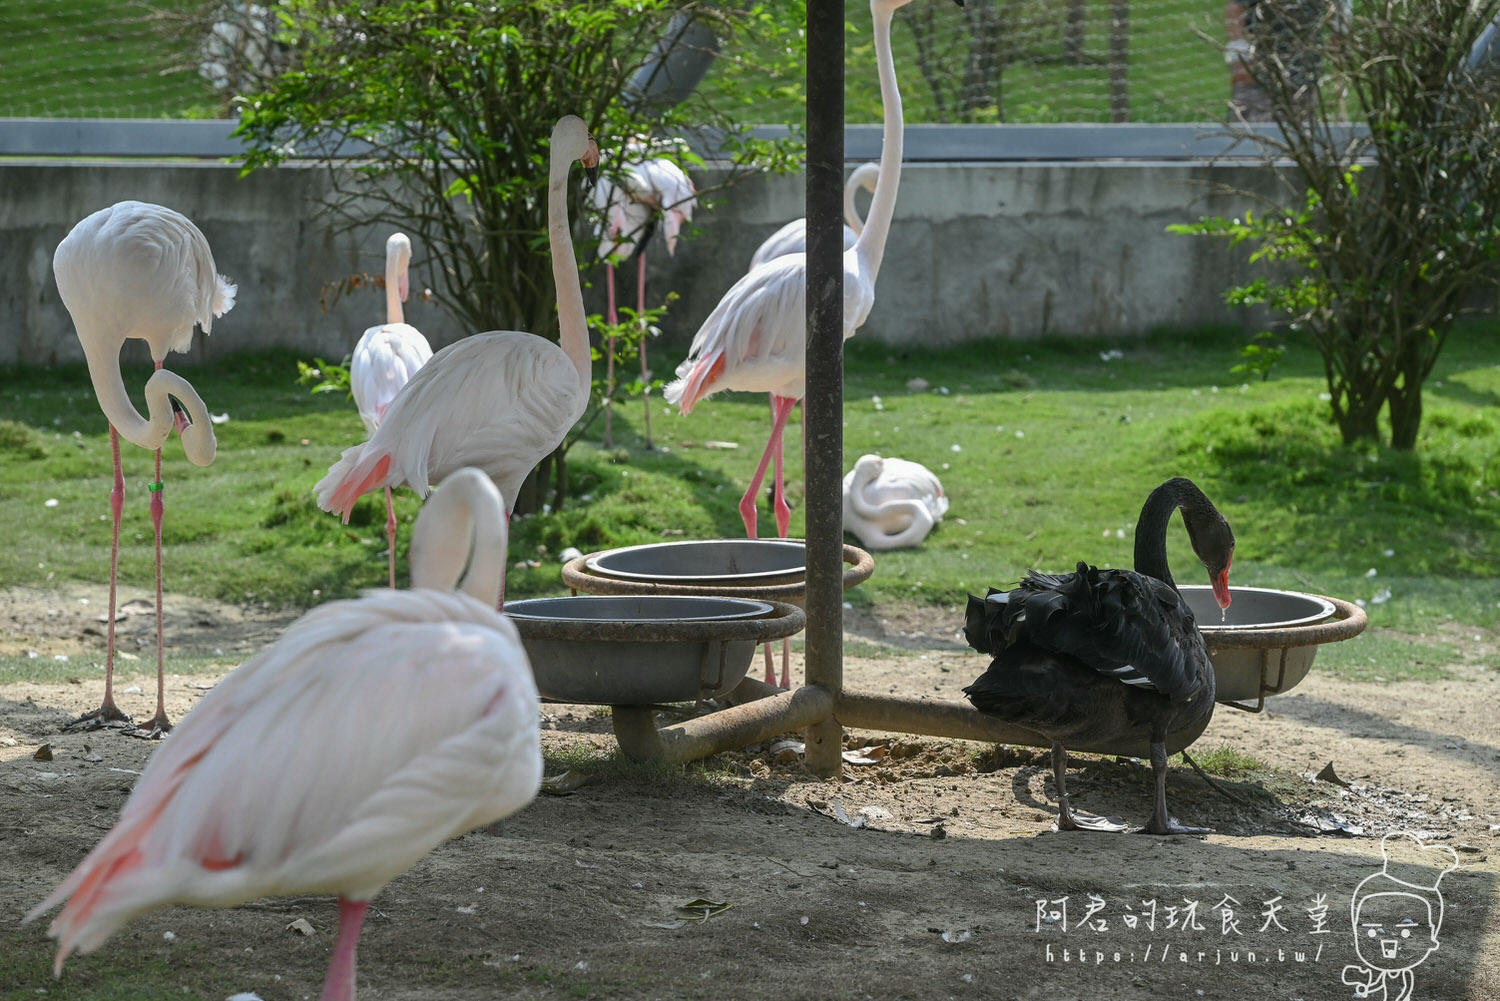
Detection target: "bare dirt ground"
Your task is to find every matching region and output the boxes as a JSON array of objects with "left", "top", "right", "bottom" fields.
[{"left": 2, "top": 584, "right": 1497, "bottom": 1001}]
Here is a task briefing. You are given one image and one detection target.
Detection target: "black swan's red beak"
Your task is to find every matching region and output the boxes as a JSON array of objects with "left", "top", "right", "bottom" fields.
[{"left": 1211, "top": 568, "right": 1232, "bottom": 610}]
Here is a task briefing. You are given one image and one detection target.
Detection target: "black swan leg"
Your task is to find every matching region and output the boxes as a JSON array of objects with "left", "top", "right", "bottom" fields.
[
  {"left": 1144, "top": 740, "right": 1212, "bottom": 835},
  {"left": 1052, "top": 741, "right": 1126, "bottom": 833}
]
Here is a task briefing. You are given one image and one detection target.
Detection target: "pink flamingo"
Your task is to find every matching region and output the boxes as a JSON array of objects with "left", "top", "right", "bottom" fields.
[
  {"left": 349, "top": 232, "right": 433, "bottom": 588},
  {"left": 665, "top": 0, "right": 917, "bottom": 687},
  {"left": 26, "top": 467, "right": 542, "bottom": 1001},
  {"left": 747, "top": 162, "right": 879, "bottom": 269},
  {"left": 53, "top": 200, "right": 234, "bottom": 738},
  {"left": 315, "top": 116, "right": 601, "bottom": 609},
  {"left": 591, "top": 145, "right": 696, "bottom": 449}
]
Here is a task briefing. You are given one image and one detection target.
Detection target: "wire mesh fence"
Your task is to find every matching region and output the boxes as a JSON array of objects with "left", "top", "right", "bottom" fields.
[{"left": 0, "top": 0, "right": 1241, "bottom": 123}]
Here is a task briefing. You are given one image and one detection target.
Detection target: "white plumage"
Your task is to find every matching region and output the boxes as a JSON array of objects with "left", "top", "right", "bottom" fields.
[
  {"left": 591, "top": 149, "right": 697, "bottom": 261},
  {"left": 350, "top": 232, "right": 432, "bottom": 434},
  {"left": 318, "top": 330, "right": 586, "bottom": 517},
  {"left": 842, "top": 454, "right": 949, "bottom": 550},
  {"left": 663, "top": 0, "right": 914, "bottom": 541},
  {"left": 53, "top": 200, "right": 235, "bottom": 736},
  {"left": 747, "top": 162, "right": 879, "bottom": 270},
  {"left": 315, "top": 117, "right": 600, "bottom": 544},
  {"left": 27, "top": 469, "right": 541, "bottom": 1001}
]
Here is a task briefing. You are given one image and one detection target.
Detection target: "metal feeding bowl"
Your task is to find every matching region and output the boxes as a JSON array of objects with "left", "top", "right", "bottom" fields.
[
  {"left": 506, "top": 596, "right": 805, "bottom": 706},
  {"left": 563, "top": 539, "right": 874, "bottom": 609},
  {"left": 1178, "top": 585, "right": 1366, "bottom": 710},
  {"left": 586, "top": 539, "right": 808, "bottom": 587}
]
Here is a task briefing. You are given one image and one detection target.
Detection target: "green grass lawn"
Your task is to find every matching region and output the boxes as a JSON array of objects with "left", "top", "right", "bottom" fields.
[
  {"left": 3, "top": 326, "right": 1498, "bottom": 656},
  {"left": 3, "top": 0, "right": 1229, "bottom": 123}
]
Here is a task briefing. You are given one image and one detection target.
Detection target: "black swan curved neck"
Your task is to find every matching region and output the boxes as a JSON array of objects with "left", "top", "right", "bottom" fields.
[{"left": 1132, "top": 478, "right": 1208, "bottom": 591}]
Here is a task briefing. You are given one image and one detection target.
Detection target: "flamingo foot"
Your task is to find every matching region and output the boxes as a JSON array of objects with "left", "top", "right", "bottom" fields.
[
  {"left": 127, "top": 711, "right": 173, "bottom": 741},
  {"left": 63, "top": 701, "right": 133, "bottom": 732},
  {"left": 1143, "top": 813, "right": 1212, "bottom": 836}
]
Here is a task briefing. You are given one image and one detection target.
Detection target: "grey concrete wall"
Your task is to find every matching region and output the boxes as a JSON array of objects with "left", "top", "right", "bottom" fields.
[{"left": 0, "top": 160, "right": 1273, "bottom": 369}]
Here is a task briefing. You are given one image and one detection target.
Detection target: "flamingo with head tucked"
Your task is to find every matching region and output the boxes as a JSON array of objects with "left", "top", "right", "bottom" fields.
[
  {"left": 53, "top": 200, "right": 234, "bottom": 738},
  {"left": 666, "top": 0, "right": 945, "bottom": 687},
  {"left": 592, "top": 145, "right": 696, "bottom": 449},
  {"left": 314, "top": 116, "right": 601, "bottom": 610},
  {"left": 350, "top": 232, "right": 433, "bottom": 588},
  {"left": 26, "top": 467, "right": 542, "bottom": 1001}
]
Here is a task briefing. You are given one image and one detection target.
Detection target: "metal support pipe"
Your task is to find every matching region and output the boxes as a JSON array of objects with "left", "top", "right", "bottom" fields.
[
  {"left": 834, "top": 689, "right": 1212, "bottom": 758},
  {"left": 801, "top": 0, "right": 847, "bottom": 779},
  {"left": 612, "top": 685, "right": 836, "bottom": 764}
]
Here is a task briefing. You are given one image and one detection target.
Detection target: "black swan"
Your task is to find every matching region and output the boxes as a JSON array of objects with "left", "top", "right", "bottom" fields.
[{"left": 962, "top": 477, "right": 1235, "bottom": 835}]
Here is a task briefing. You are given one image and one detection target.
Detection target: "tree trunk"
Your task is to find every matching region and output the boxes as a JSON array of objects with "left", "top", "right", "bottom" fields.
[
  {"left": 1108, "top": 0, "right": 1130, "bottom": 122},
  {"left": 513, "top": 451, "right": 553, "bottom": 516},
  {"left": 1386, "top": 372, "right": 1424, "bottom": 451},
  {"left": 1065, "top": 0, "right": 1086, "bottom": 65}
]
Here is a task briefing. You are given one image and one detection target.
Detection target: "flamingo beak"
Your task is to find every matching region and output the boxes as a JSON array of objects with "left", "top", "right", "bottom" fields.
[
  {"left": 397, "top": 272, "right": 410, "bottom": 302},
  {"left": 169, "top": 396, "right": 191, "bottom": 435},
  {"left": 1211, "top": 569, "right": 1232, "bottom": 610},
  {"left": 582, "top": 139, "right": 601, "bottom": 183}
]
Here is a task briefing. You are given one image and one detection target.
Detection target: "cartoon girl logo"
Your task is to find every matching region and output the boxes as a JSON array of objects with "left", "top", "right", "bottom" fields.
[{"left": 1341, "top": 831, "right": 1459, "bottom": 1001}]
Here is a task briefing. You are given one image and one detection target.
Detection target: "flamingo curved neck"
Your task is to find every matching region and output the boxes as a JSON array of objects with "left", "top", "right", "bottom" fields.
[
  {"left": 548, "top": 146, "right": 590, "bottom": 391},
  {"left": 80, "top": 338, "right": 214, "bottom": 462},
  {"left": 384, "top": 249, "right": 405, "bottom": 326},
  {"left": 843, "top": 174, "right": 865, "bottom": 235},
  {"left": 851, "top": 0, "right": 903, "bottom": 283},
  {"left": 410, "top": 473, "right": 508, "bottom": 604}
]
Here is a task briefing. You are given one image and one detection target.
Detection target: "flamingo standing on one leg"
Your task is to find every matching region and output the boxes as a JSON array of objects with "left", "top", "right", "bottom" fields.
[
  {"left": 314, "top": 116, "right": 601, "bottom": 610},
  {"left": 591, "top": 145, "right": 696, "bottom": 449},
  {"left": 349, "top": 232, "right": 433, "bottom": 588},
  {"left": 747, "top": 162, "right": 879, "bottom": 269},
  {"left": 666, "top": 0, "right": 933, "bottom": 687},
  {"left": 53, "top": 200, "right": 234, "bottom": 738},
  {"left": 26, "top": 467, "right": 542, "bottom": 1001}
]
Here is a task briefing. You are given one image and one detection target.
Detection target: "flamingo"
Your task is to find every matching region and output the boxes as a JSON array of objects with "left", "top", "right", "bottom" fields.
[
  {"left": 26, "top": 467, "right": 542, "bottom": 1001},
  {"left": 591, "top": 144, "right": 697, "bottom": 449},
  {"left": 349, "top": 232, "right": 433, "bottom": 588},
  {"left": 665, "top": 0, "right": 928, "bottom": 687},
  {"left": 53, "top": 200, "right": 234, "bottom": 738},
  {"left": 841, "top": 454, "right": 949, "bottom": 551},
  {"left": 315, "top": 116, "right": 601, "bottom": 609},
  {"left": 747, "top": 162, "right": 879, "bottom": 270}
]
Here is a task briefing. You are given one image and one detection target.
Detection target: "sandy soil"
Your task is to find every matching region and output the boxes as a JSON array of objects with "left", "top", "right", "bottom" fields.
[{"left": 1, "top": 585, "right": 1496, "bottom": 1001}]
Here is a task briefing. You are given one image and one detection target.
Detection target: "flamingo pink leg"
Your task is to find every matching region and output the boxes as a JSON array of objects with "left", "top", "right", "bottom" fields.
[
  {"left": 497, "top": 511, "right": 510, "bottom": 613},
  {"left": 603, "top": 261, "right": 617, "bottom": 448},
  {"left": 384, "top": 486, "right": 397, "bottom": 589},
  {"left": 638, "top": 250, "right": 654, "bottom": 450},
  {"left": 68, "top": 426, "right": 132, "bottom": 730},
  {"left": 134, "top": 361, "right": 176, "bottom": 739},
  {"left": 738, "top": 395, "right": 797, "bottom": 687},
  {"left": 771, "top": 396, "right": 794, "bottom": 687},
  {"left": 319, "top": 897, "right": 369, "bottom": 1001}
]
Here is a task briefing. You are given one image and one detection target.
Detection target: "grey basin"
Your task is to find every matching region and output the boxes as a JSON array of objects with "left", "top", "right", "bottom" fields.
[
  {"left": 586, "top": 539, "right": 807, "bottom": 587},
  {"left": 506, "top": 596, "right": 805, "bottom": 706},
  {"left": 1178, "top": 585, "right": 1346, "bottom": 705}
]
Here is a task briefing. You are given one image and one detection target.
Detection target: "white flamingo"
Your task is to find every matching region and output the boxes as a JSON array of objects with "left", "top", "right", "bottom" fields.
[
  {"left": 664, "top": 0, "right": 922, "bottom": 687},
  {"left": 26, "top": 467, "right": 541, "bottom": 1001},
  {"left": 349, "top": 232, "right": 433, "bottom": 588},
  {"left": 53, "top": 200, "right": 234, "bottom": 738},
  {"left": 315, "top": 116, "right": 600, "bottom": 608},
  {"left": 841, "top": 454, "right": 949, "bottom": 550},
  {"left": 747, "top": 162, "right": 880, "bottom": 270},
  {"left": 591, "top": 145, "right": 697, "bottom": 449}
]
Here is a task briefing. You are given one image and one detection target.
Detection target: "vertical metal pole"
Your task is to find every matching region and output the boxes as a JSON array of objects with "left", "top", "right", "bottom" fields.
[{"left": 802, "top": 0, "right": 845, "bottom": 779}]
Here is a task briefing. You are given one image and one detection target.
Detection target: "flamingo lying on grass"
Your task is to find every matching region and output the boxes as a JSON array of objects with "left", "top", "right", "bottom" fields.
[
  {"left": 349, "top": 232, "right": 433, "bottom": 588},
  {"left": 315, "top": 116, "right": 601, "bottom": 609},
  {"left": 665, "top": 0, "right": 943, "bottom": 686},
  {"left": 53, "top": 200, "right": 234, "bottom": 738},
  {"left": 26, "top": 467, "right": 542, "bottom": 1001}
]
